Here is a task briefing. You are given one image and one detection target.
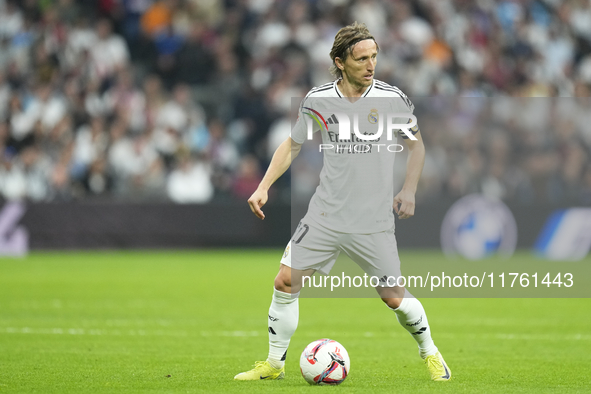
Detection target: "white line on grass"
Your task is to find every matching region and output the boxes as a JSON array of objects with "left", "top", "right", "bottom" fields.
[
  {"left": 0, "top": 327, "right": 260, "bottom": 337},
  {"left": 1, "top": 327, "right": 589, "bottom": 341}
]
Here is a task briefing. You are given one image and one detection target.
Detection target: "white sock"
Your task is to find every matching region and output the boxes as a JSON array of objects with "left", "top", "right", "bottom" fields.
[
  {"left": 391, "top": 290, "right": 438, "bottom": 359},
  {"left": 267, "top": 288, "right": 299, "bottom": 369}
]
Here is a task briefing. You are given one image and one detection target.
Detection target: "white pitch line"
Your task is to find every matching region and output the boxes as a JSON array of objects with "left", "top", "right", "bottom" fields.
[
  {"left": 436, "top": 332, "right": 591, "bottom": 341},
  {"left": 0, "top": 327, "right": 188, "bottom": 337},
  {"left": 0, "top": 327, "right": 260, "bottom": 338},
  {"left": 1, "top": 327, "right": 589, "bottom": 341}
]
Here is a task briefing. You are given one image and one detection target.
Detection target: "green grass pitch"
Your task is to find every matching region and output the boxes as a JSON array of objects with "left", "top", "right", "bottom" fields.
[{"left": 0, "top": 250, "right": 590, "bottom": 393}]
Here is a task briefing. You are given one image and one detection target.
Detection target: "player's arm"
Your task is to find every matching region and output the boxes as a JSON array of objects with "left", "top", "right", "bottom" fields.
[
  {"left": 394, "top": 131, "right": 425, "bottom": 219},
  {"left": 247, "top": 137, "right": 302, "bottom": 220}
]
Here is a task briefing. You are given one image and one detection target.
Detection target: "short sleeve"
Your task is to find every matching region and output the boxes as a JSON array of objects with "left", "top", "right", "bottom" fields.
[
  {"left": 391, "top": 93, "right": 418, "bottom": 139},
  {"left": 290, "top": 98, "right": 321, "bottom": 144},
  {"left": 399, "top": 91, "right": 414, "bottom": 113}
]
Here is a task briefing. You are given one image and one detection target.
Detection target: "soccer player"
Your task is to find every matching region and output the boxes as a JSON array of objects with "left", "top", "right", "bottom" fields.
[{"left": 235, "top": 22, "right": 451, "bottom": 382}]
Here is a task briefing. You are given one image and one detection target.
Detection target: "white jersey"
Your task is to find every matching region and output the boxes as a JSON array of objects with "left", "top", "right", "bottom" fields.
[{"left": 290, "top": 79, "right": 416, "bottom": 234}]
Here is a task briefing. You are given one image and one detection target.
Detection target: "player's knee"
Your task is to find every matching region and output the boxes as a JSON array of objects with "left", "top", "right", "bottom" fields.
[
  {"left": 377, "top": 286, "right": 405, "bottom": 308},
  {"left": 274, "top": 272, "right": 291, "bottom": 292},
  {"left": 382, "top": 297, "right": 403, "bottom": 310}
]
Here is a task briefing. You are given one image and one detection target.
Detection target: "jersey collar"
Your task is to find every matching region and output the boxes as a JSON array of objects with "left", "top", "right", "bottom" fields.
[{"left": 334, "top": 78, "right": 374, "bottom": 99}]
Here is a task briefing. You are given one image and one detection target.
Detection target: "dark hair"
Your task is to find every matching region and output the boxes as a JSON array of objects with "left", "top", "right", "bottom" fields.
[{"left": 329, "top": 21, "right": 379, "bottom": 78}]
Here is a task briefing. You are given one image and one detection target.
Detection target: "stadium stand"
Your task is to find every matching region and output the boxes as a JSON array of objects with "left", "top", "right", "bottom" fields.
[{"left": 0, "top": 0, "right": 590, "bottom": 204}]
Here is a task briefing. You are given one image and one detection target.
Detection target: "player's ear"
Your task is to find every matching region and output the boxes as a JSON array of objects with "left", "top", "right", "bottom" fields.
[{"left": 334, "top": 57, "right": 344, "bottom": 71}]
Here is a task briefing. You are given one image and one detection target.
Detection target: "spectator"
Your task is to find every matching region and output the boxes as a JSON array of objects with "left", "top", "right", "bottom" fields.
[
  {"left": 175, "top": 24, "right": 215, "bottom": 85},
  {"left": 167, "top": 153, "right": 214, "bottom": 203},
  {"left": 90, "top": 19, "right": 129, "bottom": 80},
  {"left": 81, "top": 157, "right": 113, "bottom": 197},
  {"left": 232, "top": 154, "right": 262, "bottom": 200},
  {"left": 140, "top": 0, "right": 174, "bottom": 37},
  {"left": 0, "top": 0, "right": 589, "bottom": 206},
  {"left": 72, "top": 116, "right": 109, "bottom": 176}
]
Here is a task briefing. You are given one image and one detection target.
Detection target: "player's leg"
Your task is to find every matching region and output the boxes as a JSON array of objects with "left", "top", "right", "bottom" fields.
[
  {"left": 267, "top": 263, "right": 314, "bottom": 370},
  {"left": 378, "top": 286, "right": 438, "bottom": 358},
  {"left": 343, "top": 230, "right": 451, "bottom": 381},
  {"left": 268, "top": 219, "right": 339, "bottom": 370},
  {"left": 340, "top": 230, "right": 438, "bottom": 357},
  {"left": 235, "top": 219, "right": 339, "bottom": 381},
  {"left": 234, "top": 263, "right": 313, "bottom": 381},
  {"left": 379, "top": 286, "right": 450, "bottom": 381}
]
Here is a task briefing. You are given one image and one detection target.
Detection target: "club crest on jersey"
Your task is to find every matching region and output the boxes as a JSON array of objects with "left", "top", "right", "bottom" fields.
[
  {"left": 368, "top": 109, "right": 379, "bottom": 124},
  {"left": 283, "top": 245, "right": 290, "bottom": 258}
]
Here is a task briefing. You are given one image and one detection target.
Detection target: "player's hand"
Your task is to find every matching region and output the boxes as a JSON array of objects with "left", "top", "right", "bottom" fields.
[
  {"left": 247, "top": 188, "right": 268, "bottom": 220},
  {"left": 393, "top": 189, "right": 415, "bottom": 220}
]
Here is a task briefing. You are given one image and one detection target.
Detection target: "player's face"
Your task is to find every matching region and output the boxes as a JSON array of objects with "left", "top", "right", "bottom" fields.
[{"left": 341, "top": 39, "right": 378, "bottom": 87}]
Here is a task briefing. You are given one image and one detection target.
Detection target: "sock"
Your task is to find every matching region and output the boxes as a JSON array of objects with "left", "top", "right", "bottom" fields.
[
  {"left": 267, "top": 288, "right": 299, "bottom": 369},
  {"left": 391, "top": 290, "right": 438, "bottom": 359}
]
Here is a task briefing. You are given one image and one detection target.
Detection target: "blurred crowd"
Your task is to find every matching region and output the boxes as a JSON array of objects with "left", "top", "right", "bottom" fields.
[
  {"left": 0, "top": 0, "right": 590, "bottom": 204},
  {"left": 411, "top": 97, "right": 591, "bottom": 205}
]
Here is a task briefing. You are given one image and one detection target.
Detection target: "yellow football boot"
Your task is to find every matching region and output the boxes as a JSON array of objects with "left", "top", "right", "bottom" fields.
[
  {"left": 424, "top": 352, "right": 451, "bottom": 381},
  {"left": 234, "top": 361, "right": 285, "bottom": 381}
]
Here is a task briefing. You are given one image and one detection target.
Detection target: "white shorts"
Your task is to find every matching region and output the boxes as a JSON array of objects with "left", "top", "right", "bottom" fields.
[{"left": 280, "top": 215, "right": 402, "bottom": 286}]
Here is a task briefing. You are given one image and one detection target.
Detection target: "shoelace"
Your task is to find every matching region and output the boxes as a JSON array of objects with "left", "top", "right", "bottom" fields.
[
  {"left": 425, "top": 355, "right": 442, "bottom": 372},
  {"left": 253, "top": 361, "right": 266, "bottom": 369}
]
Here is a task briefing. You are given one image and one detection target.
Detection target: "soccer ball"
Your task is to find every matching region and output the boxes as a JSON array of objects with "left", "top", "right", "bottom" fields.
[{"left": 299, "top": 339, "right": 350, "bottom": 385}]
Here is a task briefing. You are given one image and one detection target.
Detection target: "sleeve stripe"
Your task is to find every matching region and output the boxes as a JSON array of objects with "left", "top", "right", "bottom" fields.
[
  {"left": 309, "top": 86, "right": 333, "bottom": 94},
  {"left": 375, "top": 81, "right": 414, "bottom": 109}
]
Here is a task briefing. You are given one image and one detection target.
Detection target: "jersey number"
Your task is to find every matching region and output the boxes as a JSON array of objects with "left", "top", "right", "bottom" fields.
[{"left": 293, "top": 223, "right": 310, "bottom": 244}]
